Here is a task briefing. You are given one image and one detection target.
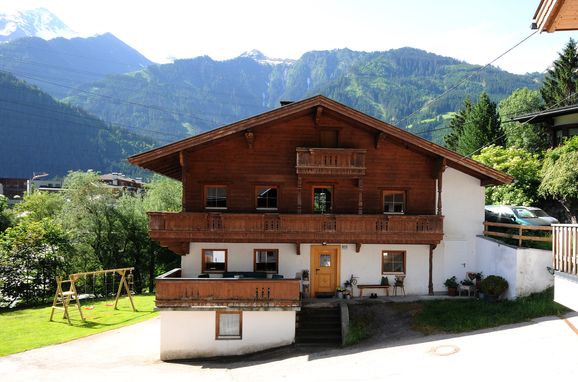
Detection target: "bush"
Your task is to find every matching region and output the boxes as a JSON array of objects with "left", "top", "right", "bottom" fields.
[{"left": 480, "top": 275, "right": 509, "bottom": 297}]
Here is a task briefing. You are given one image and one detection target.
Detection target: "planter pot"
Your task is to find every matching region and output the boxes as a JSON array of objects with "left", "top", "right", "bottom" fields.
[
  {"left": 447, "top": 287, "right": 458, "bottom": 296},
  {"left": 336, "top": 292, "right": 343, "bottom": 299}
]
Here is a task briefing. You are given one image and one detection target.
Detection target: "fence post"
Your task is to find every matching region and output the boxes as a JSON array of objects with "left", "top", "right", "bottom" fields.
[{"left": 518, "top": 226, "right": 523, "bottom": 247}]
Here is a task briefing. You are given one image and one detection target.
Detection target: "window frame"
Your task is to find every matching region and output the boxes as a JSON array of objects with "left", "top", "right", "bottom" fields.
[
  {"left": 382, "top": 190, "right": 406, "bottom": 214},
  {"left": 204, "top": 185, "right": 228, "bottom": 210},
  {"left": 255, "top": 185, "right": 279, "bottom": 211},
  {"left": 215, "top": 311, "right": 242, "bottom": 340},
  {"left": 253, "top": 249, "right": 279, "bottom": 273},
  {"left": 381, "top": 250, "right": 406, "bottom": 275},
  {"left": 312, "top": 185, "right": 334, "bottom": 214},
  {"left": 201, "top": 249, "right": 228, "bottom": 273}
]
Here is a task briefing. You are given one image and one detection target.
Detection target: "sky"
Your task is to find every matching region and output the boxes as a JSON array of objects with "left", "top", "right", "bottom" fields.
[{"left": 1, "top": 0, "right": 577, "bottom": 75}]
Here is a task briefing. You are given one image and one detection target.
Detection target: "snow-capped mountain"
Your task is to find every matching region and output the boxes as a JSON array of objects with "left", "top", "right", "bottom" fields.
[
  {"left": 0, "top": 8, "right": 77, "bottom": 42},
  {"left": 239, "top": 49, "right": 295, "bottom": 66}
]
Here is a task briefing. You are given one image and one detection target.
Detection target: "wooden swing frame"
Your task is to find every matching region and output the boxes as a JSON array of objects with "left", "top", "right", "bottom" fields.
[{"left": 50, "top": 267, "right": 136, "bottom": 325}]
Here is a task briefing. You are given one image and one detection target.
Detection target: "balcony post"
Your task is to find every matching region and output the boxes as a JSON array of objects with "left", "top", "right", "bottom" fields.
[
  {"left": 357, "top": 178, "right": 363, "bottom": 215},
  {"left": 297, "top": 176, "right": 302, "bottom": 214},
  {"left": 436, "top": 159, "right": 446, "bottom": 215},
  {"left": 428, "top": 244, "right": 436, "bottom": 295}
]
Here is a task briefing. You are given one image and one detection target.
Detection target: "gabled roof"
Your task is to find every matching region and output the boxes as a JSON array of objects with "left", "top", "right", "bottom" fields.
[
  {"left": 533, "top": 0, "right": 578, "bottom": 33},
  {"left": 510, "top": 104, "right": 578, "bottom": 123},
  {"left": 128, "top": 95, "right": 512, "bottom": 185}
]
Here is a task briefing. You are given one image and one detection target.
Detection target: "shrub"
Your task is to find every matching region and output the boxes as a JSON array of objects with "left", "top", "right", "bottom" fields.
[{"left": 480, "top": 275, "right": 509, "bottom": 297}]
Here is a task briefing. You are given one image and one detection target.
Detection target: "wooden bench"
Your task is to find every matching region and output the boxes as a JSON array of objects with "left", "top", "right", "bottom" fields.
[{"left": 357, "top": 284, "right": 390, "bottom": 297}]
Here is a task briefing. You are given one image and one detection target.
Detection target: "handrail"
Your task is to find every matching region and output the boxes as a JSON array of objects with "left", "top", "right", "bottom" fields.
[{"left": 483, "top": 221, "right": 552, "bottom": 247}]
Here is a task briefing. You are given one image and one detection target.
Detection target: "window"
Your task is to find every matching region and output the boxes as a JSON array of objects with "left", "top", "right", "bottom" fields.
[
  {"left": 313, "top": 186, "right": 333, "bottom": 213},
  {"left": 382, "top": 250, "right": 406, "bottom": 274},
  {"left": 254, "top": 249, "right": 279, "bottom": 273},
  {"left": 205, "top": 186, "right": 227, "bottom": 209},
  {"left": 383, "top": 190, "right": 405, "bottom": 214},
  {"left": 202, "top": 249, "right": 227, "bottom": 273},
  {"left": 216, "top": 311, "right": 242, "bottom": 340},
  {"left": 256, "top": 186, "right": 278, "bottom": 210}
]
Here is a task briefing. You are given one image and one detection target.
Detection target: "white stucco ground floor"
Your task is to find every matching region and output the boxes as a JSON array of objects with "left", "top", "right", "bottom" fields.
[{"left": 554, "top": 272, "right": 578, "bottom": 312}]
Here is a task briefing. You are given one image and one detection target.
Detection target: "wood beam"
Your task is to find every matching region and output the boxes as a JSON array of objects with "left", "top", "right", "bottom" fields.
[
  {"left": 355, "top": 243, "right": 362, "bottom": 253},
  {"left": 314, "top": 106, "right": 323, "bottom": 128},
  {"left": 375, "top": 132, "right": 386, "bottom": 149},
  {"left": 244, "top": 129, "right": 254, "bottom": 148},
  {"left": 295, "top": 243, "right": 301, "bottom": 255},
  {"left": 357, "top": 178, "right": 364, "bottom": 215},
  {"left": 297, "top": 176, "right": 302, "bottom": 214},
  {"left": 428, "top": 244, "right": 436, "bottom": 295}
]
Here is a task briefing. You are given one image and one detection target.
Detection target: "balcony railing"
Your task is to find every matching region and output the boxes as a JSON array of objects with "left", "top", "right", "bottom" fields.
[
  {"left": 148, "top": 212, "right": 443, "bottom": 248},
  {"left": 296, "top": 147, "right": 366, "bottom": 177},
  {"left": 155, "top": 269, "right": 301, "bottom": 309}
]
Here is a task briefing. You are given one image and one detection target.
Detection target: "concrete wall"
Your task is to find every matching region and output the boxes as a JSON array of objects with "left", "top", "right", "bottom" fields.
[
  {"left": 160, "top": 310, "right": 296, "bottom": 360},
  {"left": 554, "top": 272, "right": 578, "bottom": 312},
  {"left": 476, "top": 236, "right": 553, "bottom": 299}
]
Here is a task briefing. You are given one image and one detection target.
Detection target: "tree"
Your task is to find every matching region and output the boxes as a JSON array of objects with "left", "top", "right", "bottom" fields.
[
  {"left": 498, "top": 88, "right": 548, "bottom": 151},
  {"left": 473, "top": 145, "right": 542, "bottom": 205},
  {"left": 539, "top": 136, "right": 578, "bottom": 222},
  {"left": 0, "top": 219, "right": 71, "bottom": 305},
  {"left": 444, "top": 97, "right": 472, "bottom": 151},
  {"left": 541, "top": 38, "right": 578, "bottom": 108},
  {"left": 456, "top": 92, "right": 504, "bottom": 156},
  {"left": 0, "top": 195, "right": 12, "bottom": 233},
  {"left": 14, "top": 191, "right": 64, "bottom": 222}
]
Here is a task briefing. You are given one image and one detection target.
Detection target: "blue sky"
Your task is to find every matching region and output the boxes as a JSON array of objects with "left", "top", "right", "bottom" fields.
[{"left": 2, "top": 0, "right": 576, "bottom": 74}]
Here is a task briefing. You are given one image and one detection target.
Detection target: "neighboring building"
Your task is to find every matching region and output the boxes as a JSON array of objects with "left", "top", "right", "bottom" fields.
[
  {"left": 99, "top": 173, "right": 144, "bottom": 193},
  {"left": 0, "top": 178, "right": 27, "bottom": 204},
  {"left": 533, "top": 0, "right": 578, "bottom": 32},
  {"left": 129, "top": 96, "right": 511, "bottom": 360},
  {"left": 510, "top": 104, "right": 578, "bottom": 147}
]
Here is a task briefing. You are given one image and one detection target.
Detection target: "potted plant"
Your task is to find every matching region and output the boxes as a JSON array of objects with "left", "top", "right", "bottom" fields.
[
  {"left": 336, "top": 287, "right": 346, "bottom": 299},
  {"left": 444, "top": 276, "right": 459, "bottom": 296},
  {"left": 480, "top": 275, "right": 508, "bottom": 302}
]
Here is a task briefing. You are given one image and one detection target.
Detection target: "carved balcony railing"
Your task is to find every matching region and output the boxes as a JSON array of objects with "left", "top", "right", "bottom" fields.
[
  {"left": 296, "top": 147, "right": 366, "bottom": 177},
  {"left": 155, "top": 269, "right": 301, "bottom": 309},
  {"left": 148, "top": 213, "right": 443, "bottom": 251}
]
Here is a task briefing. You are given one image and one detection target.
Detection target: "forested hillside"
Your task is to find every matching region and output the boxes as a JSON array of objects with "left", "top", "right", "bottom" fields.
[
  {"left": 65, "top": 48, "right": 542, "bottom": 143},
  {"left": 0, "top": 33, "right": 153, "bottom": 98},
  {"left": 0, "top": 72, "right": 154, "bottom": 178}
]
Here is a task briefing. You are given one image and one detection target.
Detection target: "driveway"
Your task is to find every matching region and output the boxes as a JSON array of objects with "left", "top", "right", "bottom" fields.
[{"left": 1, "top": 314, "right": 577, "bottom": 381}]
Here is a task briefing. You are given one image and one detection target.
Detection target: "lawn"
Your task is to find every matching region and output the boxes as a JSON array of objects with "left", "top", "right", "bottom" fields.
[
  {"left": 0, "top": 294, "right": 158, "bottom": 356},
  {"left": 412, "top": 288, "right": 568, "bottom": 334}
]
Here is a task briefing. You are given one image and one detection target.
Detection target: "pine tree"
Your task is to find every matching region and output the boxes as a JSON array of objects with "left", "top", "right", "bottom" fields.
[
  {"left": 456, "top": 92, "right": 504, "bottom": 156},
  {"left": 444, "top": 97, "right": 472, "bottom": 151},
  {"left": 541, "top": 38, "right": 578, "bottom": 108}
]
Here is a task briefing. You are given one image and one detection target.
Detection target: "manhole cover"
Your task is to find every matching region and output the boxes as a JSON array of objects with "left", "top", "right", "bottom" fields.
[{"left": 430, "top": 344, "right": 460, "bottom": 356}]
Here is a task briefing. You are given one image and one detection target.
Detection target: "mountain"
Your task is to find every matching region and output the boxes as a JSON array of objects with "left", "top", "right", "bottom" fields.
[
  {"left": 0, "top": 72, "right": 155, "bottom": 178},
  {"left": 65, "top": 48, "right": 542, "bottom": 143},
  {"left": 0, "top": 8, "right": 77, "bottom": 42},
  {"left": 0, "top": 33, "right": 154, "bottom": 98}
]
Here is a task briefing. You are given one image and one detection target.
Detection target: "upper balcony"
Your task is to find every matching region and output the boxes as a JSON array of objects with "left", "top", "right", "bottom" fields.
[
  {"left": 155, "top": 269, "right": 301, "bottom": 310},
  {"left": 148, "top": 212, "right": 443, "bottom": 253},
  {"left": 296, "top": 147, "right": 366, "bottom": 177}
]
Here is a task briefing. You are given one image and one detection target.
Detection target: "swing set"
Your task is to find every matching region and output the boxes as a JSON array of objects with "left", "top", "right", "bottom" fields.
[{"left": 49, "top": 267, "right": 136, "bottom": 325}]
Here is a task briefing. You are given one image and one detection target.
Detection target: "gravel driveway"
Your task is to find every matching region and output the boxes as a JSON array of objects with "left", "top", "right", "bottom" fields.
[{"left": 1, "top": 312, "right": 577, "bottom": 381}]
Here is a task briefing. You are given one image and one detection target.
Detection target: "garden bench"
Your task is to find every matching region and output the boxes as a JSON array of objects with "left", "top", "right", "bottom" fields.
[{"left": 357, "top": 284, "right": 390, "bottom": 297}]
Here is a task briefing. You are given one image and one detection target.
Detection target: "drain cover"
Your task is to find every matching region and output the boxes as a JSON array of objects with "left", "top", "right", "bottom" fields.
[{"left": 430, "top": 344, "right": 460, "bottom": 356}]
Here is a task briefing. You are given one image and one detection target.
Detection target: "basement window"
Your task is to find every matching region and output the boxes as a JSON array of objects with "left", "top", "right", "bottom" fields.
[{"left": 216, "top": 311, "right": 242, "bottom": 340}]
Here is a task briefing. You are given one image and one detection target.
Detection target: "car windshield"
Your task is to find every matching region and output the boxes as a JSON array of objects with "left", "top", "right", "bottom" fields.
[
  {"left": 530, "top": 209, "right": 548, "bottom": 217},
  {"left": 512, "top": 208, "right": 538, "bottom": 218}
]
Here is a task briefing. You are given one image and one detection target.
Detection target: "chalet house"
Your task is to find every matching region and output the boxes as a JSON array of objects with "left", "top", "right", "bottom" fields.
[
  {"left": 511, "top": 104, "right": 578, "bottom": 147},
  {"left": 129, "top": 96, "right": 511, "bottom": 360}
]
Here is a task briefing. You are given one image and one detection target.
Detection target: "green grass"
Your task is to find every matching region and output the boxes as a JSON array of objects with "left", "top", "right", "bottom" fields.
[
  {"left": 412, "top": 288, "right": 568, "bottom": 334},
  {"left": 0, "top": 295, "right": 158, "bottom": 356},
  {"left": 344, "top": 319, "right": 370, "bottom": 345}
]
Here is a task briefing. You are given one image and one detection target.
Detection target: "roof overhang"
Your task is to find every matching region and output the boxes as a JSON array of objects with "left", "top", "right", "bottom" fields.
[
  {"left": 510, "top": 104, "right": 578, "bottom": 123},
  {"left": 533, "top": 0, "right": 578, "bottom": 32},
  {"left": 128, "top": 95, "right": 513, "bottom": 186}
]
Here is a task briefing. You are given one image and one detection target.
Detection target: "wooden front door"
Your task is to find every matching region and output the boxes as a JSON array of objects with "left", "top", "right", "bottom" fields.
[{"left": 310, "top": 245, "right": 340, "bottom": 297}]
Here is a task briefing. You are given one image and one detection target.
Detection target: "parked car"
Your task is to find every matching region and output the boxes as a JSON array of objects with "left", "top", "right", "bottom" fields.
[
  {"left": 526, "top": 207, "right": 559, "bottom": 225},
  {"left": 484, "top": 205, "right": 557, "bottom": 226}
]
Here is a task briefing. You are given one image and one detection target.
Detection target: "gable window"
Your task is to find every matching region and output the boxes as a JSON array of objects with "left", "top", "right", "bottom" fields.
[
  {"left": 382, "top": 250, "right": 406, "bottom": 274},
  {"left": 202, "top": 249, "right": 227, "bottom": 273},
  {"left": 254, "top": 249, "right": 279, "bottom": 273},
  {"left": 216, "top": 311, "right": 242, "bottom": 340},
  {"left": 256, "top": 186, "right": 278, "bottom": 210},
  {"left": 205, "top": 186, "right": 227, "bottom": 209},
  {"left": 383, "top": 190, "right": 405, "bottom": 214},
  {"left": 313, "top": 186, "right": 333, "bottom": 213}
]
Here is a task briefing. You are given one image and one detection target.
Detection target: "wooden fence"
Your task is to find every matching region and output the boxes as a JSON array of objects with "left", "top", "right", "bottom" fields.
[
  {"left": 552, "top": 224, "right": 578, "bottom": 276},
  {"left": 483, "top": 221, "right": 552, "bottom": 247}
]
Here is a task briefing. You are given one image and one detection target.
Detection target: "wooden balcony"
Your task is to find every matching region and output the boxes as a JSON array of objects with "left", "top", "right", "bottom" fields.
[
  {"left": 155, "top": 269, "right": 301, "bottom": 309},
  {"left": 296, "top": 147, "right": 366, "bottom": 177},
  {"left": 148, "top": 212, "right": 443, "bottom": 253}
]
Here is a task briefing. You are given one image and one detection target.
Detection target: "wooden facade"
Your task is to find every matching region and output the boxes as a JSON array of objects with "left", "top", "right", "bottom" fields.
[
  {"left": 129, "top": 96, "right": 511, "bottom": 256},
  {"left": 155, "top": 269, "right": 300, "bottom": 309},
  {"left": 533, "top": 0, "right": 578, "bottom": 33}
]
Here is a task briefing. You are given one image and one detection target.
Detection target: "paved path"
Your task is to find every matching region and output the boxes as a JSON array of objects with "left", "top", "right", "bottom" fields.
[{"left": 1, "top": 314, "right": 578, "bottom": 381}]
